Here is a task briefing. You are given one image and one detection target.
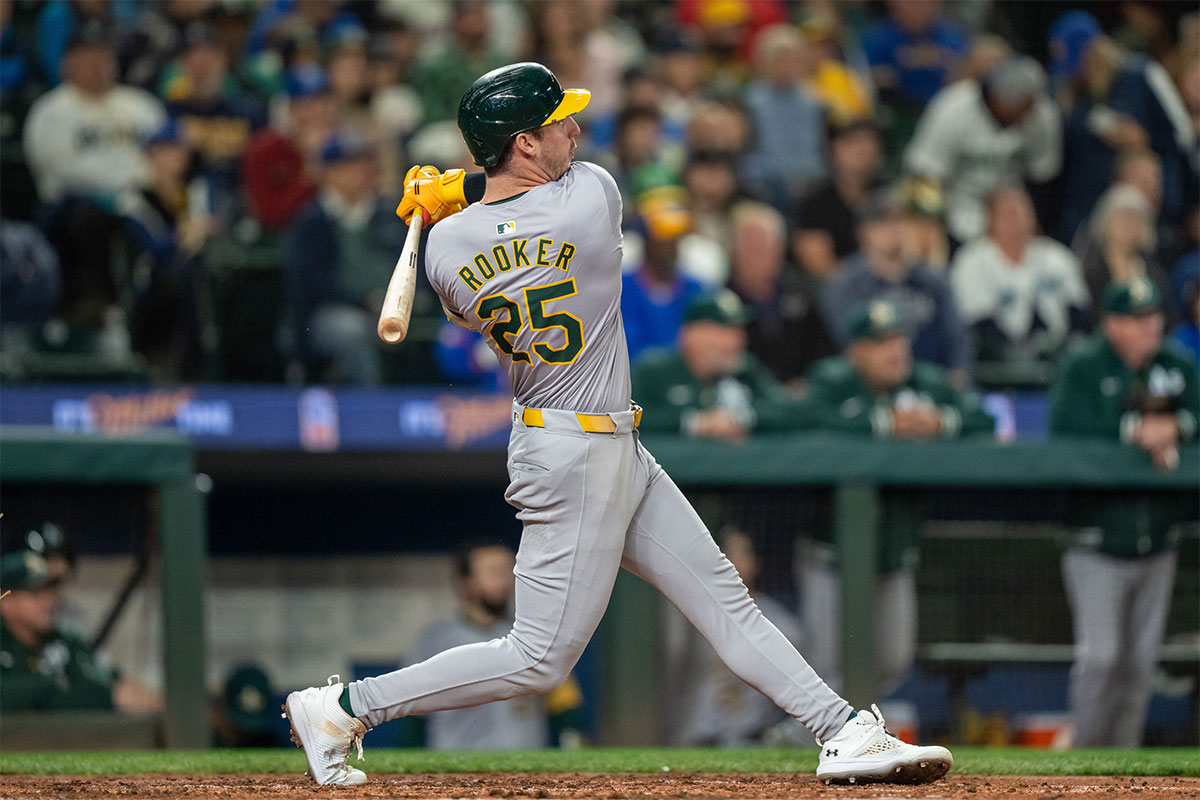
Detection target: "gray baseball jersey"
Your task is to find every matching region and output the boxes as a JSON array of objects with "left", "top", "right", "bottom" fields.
[
  {"left": 425, "top": 161, "right": 630, "bottom": 414},
  {"left": 409, "top": 616, "right": 549, "bottom": 750}
]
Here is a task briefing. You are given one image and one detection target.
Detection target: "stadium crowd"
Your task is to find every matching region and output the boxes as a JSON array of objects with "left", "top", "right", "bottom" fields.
[{"left": 0, "top": 0, "right": 1196, "bottom": 387}]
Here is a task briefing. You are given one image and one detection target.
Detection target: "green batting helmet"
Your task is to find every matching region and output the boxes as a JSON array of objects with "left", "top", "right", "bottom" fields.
[{"left": 457, "top": 62, "right": 590, "bottom": 168}]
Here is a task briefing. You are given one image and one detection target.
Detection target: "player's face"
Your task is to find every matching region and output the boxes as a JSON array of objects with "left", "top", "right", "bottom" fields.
[
  {"left": 851, "top": 334, "right": 912, "bottom": 391},
  {"left": 1104, "top": 313, "right": 1163, "bottom": 369},
  {"left": 535, "top": 116, "right": 580, "bottom": 180},
  {"left": 463, "top": 546, "right": 516, "bottom": 615},
  {"left": 681, "top": 321, "right": 747, "bottom": 379},
  {"left": 0, "top": 585, "right": 59, "bottom": 636}
]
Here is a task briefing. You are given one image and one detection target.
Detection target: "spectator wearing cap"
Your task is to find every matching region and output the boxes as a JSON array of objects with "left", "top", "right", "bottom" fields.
[
  {"left": 727, "top": 201, "right": 836, "bottom": 390},
  {"left": 241, "top": 65, "right": 334, "bottom": 230},
  {"left": 621, "top": 187, "right": 709, "bottom": 364},
  {"left": 950, "top": 184, "right": 1089, "bottom": 382},
  {"left": 22, "top": 25, "right": 165, "bottom": 331},
  {"left": 797, "top": 298, "right": 993, "bottom": 696},
  {"left": 160, "top": 21, "right": 264, "bottom": 219},
  {"left": 34, "top": 0, "right": 123, "bottom": 87},
  {"left": 1080, "top": 183, "right": 1172, "bottom": 327},
  {"left": 793, "top": 117, "right": 884, "bottom": 279},
  {"left": 795, "top": 9, "right": 873, "bottom": 125},
  {"left": 1050, "top": 277, "right": 1198, "bottom": 748},
  {"left": 822, "top": 188, "right": 971, "bottom": 385},
  {"left": 2, "top": 522, "right": 82, "bottom": 632},
  {"left": 284, "top": 133, "right": 406, "bottom": 385},
  {"left": 740, "top": 24, "right": 827, "bottom": 218},
  {"left": 904, "top": 55, "right": 1062, "bottom": 244},
  {"left": 632, "top": 290, "right": 803, "bottom": 443},
  {"left": 1049, "top": 10, "right": 1195, "bottom": 243},
  {"left": 0, "top": 551, "right": 162, "bottom": 713}
]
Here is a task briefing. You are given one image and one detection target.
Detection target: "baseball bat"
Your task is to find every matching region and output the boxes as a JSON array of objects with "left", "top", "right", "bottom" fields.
[{"left": 377, "top": 213, "right": 424, "bottom": 344}]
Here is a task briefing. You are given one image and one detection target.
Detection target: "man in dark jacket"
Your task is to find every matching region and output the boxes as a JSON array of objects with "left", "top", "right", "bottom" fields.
[
  {"left": 284, "top": 133, "right": 408, "bottom": 384},
  {"left": 798, "top": 299, "right": 993, "bottom": 695},
  {"left": 1050, "top": 277, "right": 1198, "bottom": 747}
]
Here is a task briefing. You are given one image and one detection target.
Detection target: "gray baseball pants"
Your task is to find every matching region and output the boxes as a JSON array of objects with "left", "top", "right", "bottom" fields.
[
  {"left": 1062, "top": 546, "right": 1177, "bottom": 747},
  {"left": 348, "top": 404, "right": 853, "bottom": 741}
]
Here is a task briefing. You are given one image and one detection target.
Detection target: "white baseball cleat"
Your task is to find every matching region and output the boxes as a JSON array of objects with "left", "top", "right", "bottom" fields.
[
  {"left": 815, "top": 704, "right": 952, "bottom": 785},
  {"left": 283, "top": 674, "right": 368, "bottom": 786}
]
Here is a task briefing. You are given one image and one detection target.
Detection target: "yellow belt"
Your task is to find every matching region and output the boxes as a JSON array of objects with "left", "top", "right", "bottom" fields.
[{"left": 521, "top": 406, "right": 642, "bottom": 434}]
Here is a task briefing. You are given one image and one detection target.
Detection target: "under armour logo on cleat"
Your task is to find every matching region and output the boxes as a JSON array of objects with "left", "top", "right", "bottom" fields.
[{"left": 825, "top": 748, "right": 838, "bottom": 757}]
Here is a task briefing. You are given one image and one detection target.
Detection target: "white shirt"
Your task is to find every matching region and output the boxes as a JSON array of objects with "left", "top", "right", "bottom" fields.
[
  {"left": 23, "top": 84, "right": 166, "bottom": 203},
  {"left": 950, "top": 236, "right": 1088, "bottom": 346},
  {"left": 905, "top": 80, "right": 1061, "bottom": 241}
]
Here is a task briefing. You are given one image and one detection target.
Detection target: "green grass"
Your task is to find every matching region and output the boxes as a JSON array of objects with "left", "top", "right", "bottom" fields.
[{"left": 1, "top": 748, "right": 1197, "bottom": 777}]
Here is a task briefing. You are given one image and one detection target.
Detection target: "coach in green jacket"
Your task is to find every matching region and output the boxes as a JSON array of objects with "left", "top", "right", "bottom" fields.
[
  {"left": 632, "top": 290, "right": 804, "bottom": 442},
  {"left": 1050, "top": 277, "right": 1198, "bottom": 748},
  {"left": 797, "top": 299, "right": 994, "bottom": 695}
]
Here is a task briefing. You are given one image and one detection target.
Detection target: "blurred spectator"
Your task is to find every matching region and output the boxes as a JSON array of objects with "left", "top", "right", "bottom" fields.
[
  {"left": 905, "top": 55, "right": 1061, "bottom": 244},
  {"left": 23, "top": 24, "right": 165, "bottom": 329},
  {"left": 950, "top": 184, "right": 1089, "bottom": 378},
  {"left": 822, "top": 188, "right": 970, "bottom": 384},
  {"left": 407, "top": 540, "right": 583, "bottom": 749},
  {"left": 284, "top": 133, "right": 403, "bottom": 385},
  {"left": 633, "top": 290, "right": 802, "bottom": 442},
  {"left": 0, "top": 217, "right": 61, "bottom": 352},
  {"left": 1080, "top": 183, "right": 1171, "bottom": 326},
  {"left": 526, "top": 0, "right": 587, "bottom": 89},
  {"left": 605, "top": 104, "right": 672, "bottom": 213},
  {"left": 23, "top": 25, "right": 165, "bottom": 206},
  {"left": 1173, "top": 268, "right": 1200, "bottom": 362},
  {"left": 122, "top": 119, "right": 210, "bottom": 380},
  {"left": 686, "top": 98, "right": 751, "bottom": 155},
  {"left": 796, "top": 8, "right": 873, "bottom": 124},
  {"left": 740, "top": 24, "right": 826, "bottom": 217},
  {"left": 2, "top": 522, "right": 82, "bottom": 637},
  {"left": 863, "top": 0, "right": 967, "bottom": 113},
  {"left": 578, "top": 0, "right": 646, "bottom": 120},
  {"left": 798, "top": 299, "right": 993, "bottom": 695},
  {"left": 1049, "top": 11, "right": 1195, "bottom": 243},
  {"left": 365, "top": 31, "right": 424, "bottom": 197},
  {"left": 162, "top": 22, "right": 264, "bottom": 220},
  {"left": 325, "top": 18, "right": 372, "bottom": 134},
  {"left": 957, "top": 33, "right": 1013, "bottom": 84},
  {"left": 676, "top": 527, "right": 796, "bottom": 746},
  {"left": 621, "top": 187, "right": 707, "bottom": 363},
  {"left": 34, "top": 0, "right": 123, "bottom": 87},
  {"left": 1050, "top": 277, "right": 1198, "bottom": 747},
  {"left": 0, "top": 551, "right": 162, "bottom": 713},
  {"left": 434, "top": 318, "right": 506, "bottom": 391},
  {"left": 726, "top": 201, "right": 836, "bottom": 390},
  {"left": 793, "top": 117, "right": 883, "bottom": 279},
  {"left": 241, "top": 65, "right": 331, "bottom": 231},
  {"left": 655, "top": 31, "right": 708, "bottom": 139},
  {"left": 119, "top": 0, "right": 218, "bottom": 91},
  {"left": 683, "top": 149, "right": 742, "bottom": 255},
  {"left": 1101, "top": 148, "right": 1189, "bottom": 271},
  {"left": 414, "top": 0, "right": 503, "bottom": 124}
]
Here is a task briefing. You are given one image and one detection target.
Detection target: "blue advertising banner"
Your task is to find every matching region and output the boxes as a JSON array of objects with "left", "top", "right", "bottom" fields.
[{"left": 0, "top": 385, "right": 1051, "bottom": 451}]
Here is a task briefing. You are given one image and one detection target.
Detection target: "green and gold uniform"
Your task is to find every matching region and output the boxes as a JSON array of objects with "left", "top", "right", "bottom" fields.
[
  {"left": 0, "top": 623, "right": 116, "bottom": 711},
  {"left": 632, "top": 349, "right": 804, "bottom": 436}
]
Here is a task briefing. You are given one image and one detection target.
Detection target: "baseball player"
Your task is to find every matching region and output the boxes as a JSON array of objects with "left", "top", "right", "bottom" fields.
[{"left": 284, "top": 62, "right": 952, "bottom": 786}]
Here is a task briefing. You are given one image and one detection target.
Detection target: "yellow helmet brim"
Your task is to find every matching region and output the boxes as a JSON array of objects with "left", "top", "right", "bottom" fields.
[{"left": 543, "top": 88, "right": 590, "bottom": 126}]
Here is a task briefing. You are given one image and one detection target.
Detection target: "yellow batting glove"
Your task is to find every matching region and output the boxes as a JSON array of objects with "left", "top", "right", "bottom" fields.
[{"left": 396, "top": 167, "right": 468, "bottom": 226}]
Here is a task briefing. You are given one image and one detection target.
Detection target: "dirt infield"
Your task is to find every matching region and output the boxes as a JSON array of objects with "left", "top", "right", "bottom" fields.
[{"left": 0, "top": 774, "right": 1196, "bottom": 799}]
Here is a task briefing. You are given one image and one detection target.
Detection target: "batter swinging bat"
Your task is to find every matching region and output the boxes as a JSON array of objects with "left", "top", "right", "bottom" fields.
[{"left": 377, "top": 214, "right": 424, "bottom": 344}]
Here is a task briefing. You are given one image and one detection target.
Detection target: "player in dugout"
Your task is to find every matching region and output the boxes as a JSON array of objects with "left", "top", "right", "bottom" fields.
[
  {"left": 796, "top": 299, "right": 994, "bottom": 697},
  {"left": 1050, "top": 277, "right": 1199, "bottom": 747},
  {"left": 283, "top": 62, "right": 953, "bottom": 787},
  {"left": 405, "top": 539, "right": 584, "bottom": 749}
]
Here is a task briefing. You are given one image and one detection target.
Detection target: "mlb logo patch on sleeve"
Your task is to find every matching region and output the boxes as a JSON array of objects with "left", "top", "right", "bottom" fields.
[{"left": 497, "top": 221, "right": 517, "bottom": 236}]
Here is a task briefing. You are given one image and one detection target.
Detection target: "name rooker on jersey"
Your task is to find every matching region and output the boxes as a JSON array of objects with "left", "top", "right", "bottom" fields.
[{"left": 457, "top": 237, "right": 578, "bottom": 292}]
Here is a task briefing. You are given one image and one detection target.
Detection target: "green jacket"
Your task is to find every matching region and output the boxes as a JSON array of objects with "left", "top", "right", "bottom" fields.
[
  {"left": 801, "top": 357, "right": 996, "bottom": 438},
  {"left": 801, "top": 356, "right": 995, "bottom": 572},
  {"left": 632, "top": 349, "right": 806, "bottom": 435},
  {"left": 1050, "top": 333, "right": 1199, "bottom": 558},
  {"left": 0, "top": 622, "right": 116, "bottom": 711}
]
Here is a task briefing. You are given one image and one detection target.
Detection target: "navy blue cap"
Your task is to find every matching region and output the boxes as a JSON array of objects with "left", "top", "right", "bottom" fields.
[
  {"left": 285, "top": 64, "right": 329, "bottom": 98},
  {"left": 320, "top": 133, "right": 373, "bottom": 164},
  {"left": 1048, "top": 11, "right": 1101, "bottom": 80}
]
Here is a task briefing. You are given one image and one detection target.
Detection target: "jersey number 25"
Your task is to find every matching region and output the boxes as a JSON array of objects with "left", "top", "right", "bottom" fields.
[{"left": 477, "top": 278, "right": 585, "bottom": 365}]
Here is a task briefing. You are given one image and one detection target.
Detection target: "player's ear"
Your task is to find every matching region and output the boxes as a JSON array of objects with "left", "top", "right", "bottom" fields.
[{"left": 514, "top": 130, "right": 539, "bottom": 159}]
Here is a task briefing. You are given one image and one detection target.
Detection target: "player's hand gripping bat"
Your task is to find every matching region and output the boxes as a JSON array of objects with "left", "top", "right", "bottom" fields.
[{"left": 377, "top": 213, "right": 424, "bottom": 344}]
